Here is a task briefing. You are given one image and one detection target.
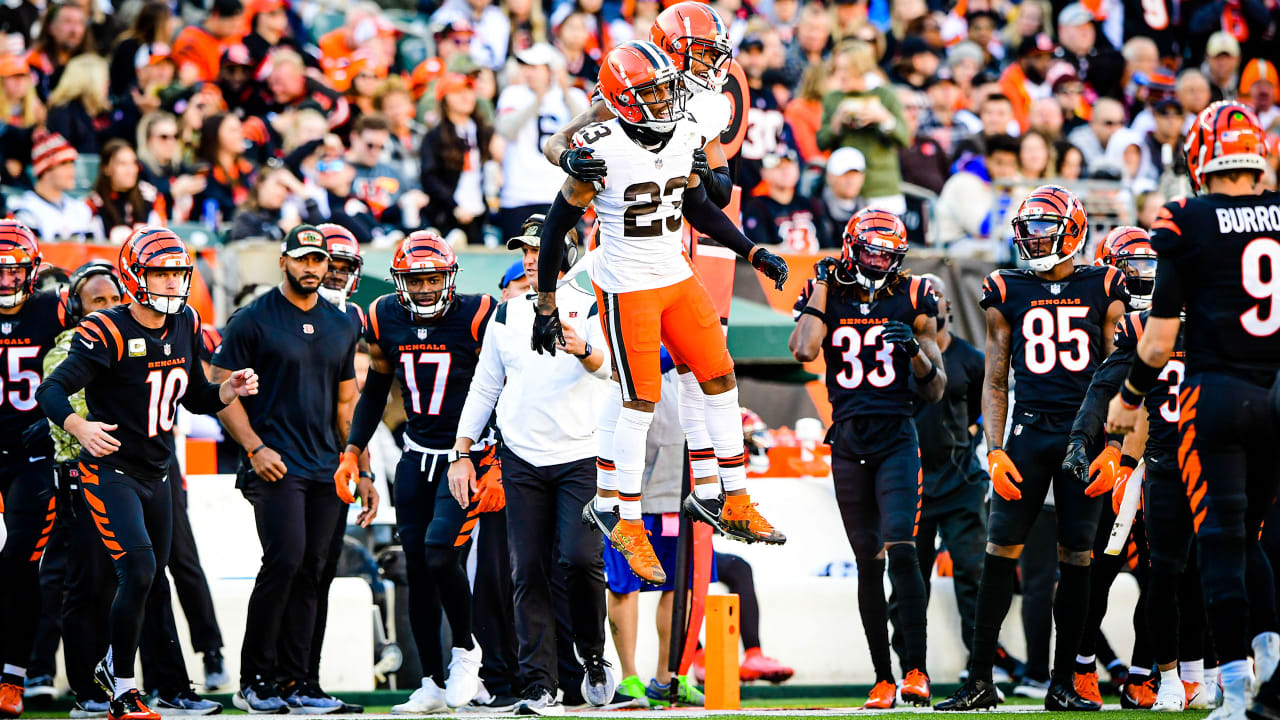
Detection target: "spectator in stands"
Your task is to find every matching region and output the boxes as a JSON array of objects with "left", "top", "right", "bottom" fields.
[
  {"left": 1120, "top": 36, "right": 1159, "bottom": 98},
  {"left": 307, "top": 139, "right": 378, "bottom": 242},
  {"left": 818, "top": 40, "right": 909, "bottom": 214},
  {"left": 89, "top": 139, "right": 166, "bottom": 242},
  {"left": 347, "top": 113, "right": 428, "bottom": 233},
  {"left": 499, "top": 260, "right": 529, "bottom": 299},
  {"left": 1242, "top": 59, "right": 1280, "bottom": 130},
  {"left": 815, "top": 147, "right": 865, "bottom": 245},
  {"left": 318, "top": 3, "right": 393, "bottom": 71},
  {"left": 1136, "top": 190, "right": 1166, "bottom": 230},
  {"left": 503, "top": 0, "right": 546, "bottom": 58},
  {"left": 919, "top": 72, "right": 974, "bottom": 157},
  {"left": 268, "top": 49, "right": 351, "bottom": 133},
  {"left": 111, "top": 44, "right": 175, "bottom": 136},
  {"left": 953, "top": 92, "right": 1016, "bottom": 158},
  {"left": 1055, "top": 142, "right": 1085, "bottom": 179},
  {"left": 1067, "top": 96, "right": 1125, "bottom": 168},
  {"left": 742, "top": 148, "right": 828, "bottom": 253},
  {"left": 108, "top": 1, "right": 175, "bottom": 99},
  {"left": 1001, "top": 0, "right": 1045, "bottom": 53},
  {"left": 243, "top": 0, "right": 316, "bottom": 71},
  {"left": 557, "top": 12, "right": 600, "bottom": 91},
  {"left": 29, "top": 1, "right": 93, "bottom": 100},
  {"left": 1202, "top": 31, "right": 1240, "bottom": 101},
  {"left": 421, "top": 73, "right": 492, "bottom": 246},
  {"left": 934, "top": 133, "right": 1020, "bottom": 255},
  {"left": 337, "top": 51, "right": 389, "bottom": 119},
  {"left": 890, "top": 37, "right": 941, "bottom": 90},
  {"left": 782, "top": 3, "right": 831, "bottom": 89},
  {"left": 1140, "top": 98, "right": 1183, "bottom": 189},
  {"left": 434, "top": 0, "right": 511, "bottom": 69},
  {"left": 1054, "top": 4, "right": 1097, "bottom": 75},
  {"left": 738, "top": 31, "right": 798, "bottom": 193},
  {"left": 896, "top": 85, "right": 947, "bottom": 194},
  {"left": 1018, "top": 129, "right": 1054, "bottom": 180},
  {"left": 218, "top": 44, "right": 268, "bottom": 119},
  {"left": 171, "top": 0, "right": 244, "bottom": 84},
  {"left": 1175, "top": 68, "right": 1212, "bottom": 120},
  {"left": 137, "top": 111, "right": 205, "bottom": 219},
  {"left": 0, "top": 55, "right": 43, "bottom": 185},
  {"left": 786, "top": 61, "right": 834, "bottom": 163},
  {"left": 46, "top": 53, "right": 110, "bottom": 154},
  {"left": 193, "top": 112, "right": 256, "bottom": 225},
  {"left": 375, "top": 77, "right": 425, "bottom": 186},
  {"left": 228, "top": 166, "right": 307, "bottom": 242},
  {"left": 12, "top": 129, "right": 101, "bottom": 242},
  {"left": 610, "top": 0, "right": 663, "bottom": 46},
  {"left": 963, "top": 11, "right": 1003, "bottom": 71},
  {"left": 1027, "top": 97, "right": 1063, "bottom": 140},
  {"left": 945, "top": 41, "right": 985, "bottom": 101},
  {"left": 997, "top": 33, "right": 1054, "bottom": 132}
]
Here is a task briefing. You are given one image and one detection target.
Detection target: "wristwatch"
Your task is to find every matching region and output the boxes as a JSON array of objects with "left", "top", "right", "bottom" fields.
[
  {"left": 575, "top": 342, "right": 592, "bottom": 359},
  {"left": 446, "top": 449, "right": 465, "bottom": 463}
]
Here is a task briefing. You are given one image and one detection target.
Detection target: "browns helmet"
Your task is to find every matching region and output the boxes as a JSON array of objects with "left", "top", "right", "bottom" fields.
[
  {"left": 392, "top": 230, "right": 458, "bottom": 318},
  {"left": 1184, "top": 101, "right": 1267, "bottom": 193},
  {"left": 119, "top": 227, "right": 193, "bottom": 315},
  {"left": 0, "top": 220, "right": 40, "bottom": 309},
  {"left": 839, "top": 208, "right": 908, "bottom": 291},
  {"left": 598, "top": 40, "right": 686, "bottom": 133},
  {"left": 317, "top": 223, "right": 362, "bottom": 304},
  {"left": 1010, "top": 185, "right": 1088, "bottom": 272},
  {"left": 650, "top": 2, "right": 732, "bottom": 92}
]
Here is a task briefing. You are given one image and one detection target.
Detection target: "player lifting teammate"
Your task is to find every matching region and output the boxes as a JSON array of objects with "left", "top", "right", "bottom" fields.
[
  {"left": 789, "top": 209, "right": 946, "bottom": 708},
  {"left": 937, "top": 185, "right": 1127, "bottom": 711},
  {"left": 36, "top": 228, "right": 257, "bottom": 720},
  {"left": 1106, "top": 101, "right": 1280, "bottom": 720},
  {"left": 334, "top": 231, "right": 494, "bottom": 713},
  {"left": 531, "top": 40, "right": 787, "bottom": 584}
]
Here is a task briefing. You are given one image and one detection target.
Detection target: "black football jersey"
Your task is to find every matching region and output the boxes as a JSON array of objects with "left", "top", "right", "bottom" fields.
[
  {"left": 0, "top": 292, "right": 68, "bottom": 446},
  {"left": 980, "top": 265, "right": 1128, "bottom": 417},
  {"left": 72, "top": 305, "right": 204, "bottom": 479},
  {"left": 794, "top": 275, "right": 939, "bottom": 422},
  {"left": 366, "top": 293, "right": 495, "bottom": 449},
  {"left": 345, "top": 303, "right": 366, "bottom": 336},
  {"left": 1150, "top": 193, "right": 1280, "bottom": 376},
  {"left": 1113, "top": 310, "right": 1185, "bottom": 455}
]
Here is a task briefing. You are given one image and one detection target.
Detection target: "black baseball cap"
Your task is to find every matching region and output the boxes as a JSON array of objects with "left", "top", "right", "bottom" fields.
[
  {"left": 212, "top": 0, "right": 244, "bottom": 17},
  {"left": 283, "top": 225, "right": 329, "bottom": 258},
  {"left": 740, "top": 34, "right": 765, "bottom": 52}
]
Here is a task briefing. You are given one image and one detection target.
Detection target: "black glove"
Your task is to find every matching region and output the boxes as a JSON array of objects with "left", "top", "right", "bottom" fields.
[
  {"left": 1061, "top": 440, "right": 1090, "bottom": 484},
  {"left": 558, "top": 147, "right": 607, "bottom": 182},
  {"left": 814, "top": 257, "right": 839, "bottom": 285},
  {"left": 691, "top": 148, "right": 711, "bottom": 180},
  {"left": 881, "top": 320, "right": 920, "bottom": 357},
  {"left": 531, "top": 309, "right": 566, "bottom": 355},
  {"left": 751, "top": 248, "right": 789, "bottom": 290}
]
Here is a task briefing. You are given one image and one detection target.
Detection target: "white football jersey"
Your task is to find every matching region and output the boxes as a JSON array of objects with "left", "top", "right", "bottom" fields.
[
  {"left": 574, "top": 111, "right": 721, "bottom": 293},
  {"left": 685, "top": 89, "right": 732, "bottom": 137}
]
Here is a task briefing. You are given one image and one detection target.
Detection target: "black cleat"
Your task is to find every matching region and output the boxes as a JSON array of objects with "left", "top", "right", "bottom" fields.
[
  {"left": 681, "top": 493, "right": 725, "bottom": 535},
  {"left": 93, "top": 657, "right": 115, "bottom": 701},
  {"left": 1045, "top": 680, "right": 1102, "bottom": 711},
  {"left": 582, "top": 500, "right": 619, "bottom": 536},
  {"left": 108, "top": 689, "right": 159, "bottom": 720},
  {"left": 934, "top": 679, "right": 999, "bottom": 711}
]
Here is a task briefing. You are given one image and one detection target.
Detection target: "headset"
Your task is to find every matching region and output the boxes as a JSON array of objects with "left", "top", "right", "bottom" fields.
[
  {"left": 518, "top": 213, "right": 580, "bottom": 272},
  {"left": 65, "top": 259, "right": 125, "bottom": 322}
]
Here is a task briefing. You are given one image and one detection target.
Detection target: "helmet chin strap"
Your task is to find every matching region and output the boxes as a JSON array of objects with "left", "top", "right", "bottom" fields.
[
  {"left": 619, "top": 119, "right": 673, "bottom": 150},
  {"left": 319, "top": 286, "right": 346, "bottom": 309}
]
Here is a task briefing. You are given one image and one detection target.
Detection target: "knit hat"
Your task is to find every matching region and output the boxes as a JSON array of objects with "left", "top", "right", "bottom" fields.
[{"left": 32, "top": 129, "right": 77, "bottom": 178}]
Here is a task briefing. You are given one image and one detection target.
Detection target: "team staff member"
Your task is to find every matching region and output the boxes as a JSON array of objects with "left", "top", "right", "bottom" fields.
[
  {"left": 449, "top": 216, "right": 615, "bottom": 713},
  {"left": 211, "top": 225, "right": 370, "bottom": 715},
  {"left": 0, "top": 221, "right": 69, "bottom": 719},
  {"left": 37, "top": 227, "right": 257, "bottom": 720}
]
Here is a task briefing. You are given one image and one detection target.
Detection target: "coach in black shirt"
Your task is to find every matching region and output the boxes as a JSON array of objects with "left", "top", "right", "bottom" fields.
[{"left": 211, "top": 225, "right": 369, "bottom": 713}]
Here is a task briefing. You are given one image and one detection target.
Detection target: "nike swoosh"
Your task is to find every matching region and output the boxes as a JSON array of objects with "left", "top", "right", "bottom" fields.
[
  {"left": 28, "top": 456, "right": 45, "bottom": 463},
  {"left": 79, "top": 337, "right": 94, "bottom": 349}
]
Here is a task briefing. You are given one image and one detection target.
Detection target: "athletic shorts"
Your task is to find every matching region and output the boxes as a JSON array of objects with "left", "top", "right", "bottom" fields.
[{"left": 603, "top": 513, "right": 718, "bottom": 594}]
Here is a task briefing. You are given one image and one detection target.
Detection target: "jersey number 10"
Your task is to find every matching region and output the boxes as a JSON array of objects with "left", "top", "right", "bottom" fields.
[{"left": 146, "top": 368, "right": 189, "bottom": 437}]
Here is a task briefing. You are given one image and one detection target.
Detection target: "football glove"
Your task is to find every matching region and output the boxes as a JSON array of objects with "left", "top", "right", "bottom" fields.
[
  {"left": 531, "top": 309, "right": 566, "bottom": 355},
  {"left": 881, "top": 320, "right": 920, "bottom": 357},
  {"left": 334, "top": 450, "right": 359, "bottom": 504},
  {"left": 1085, "top": 446, "right": 1122, "bottom": 497},
  {"left": 814, "top": 257, "right": 840, "bottom": 285},
  {"left": 1112, "top": 465, "right": 1136, "bottom": 515},
  {"left": 751, "top": 248, "right": 789, "bottom": 290},
  {"left": 473, "top": 446, "right": 506, "bottom": 513},
  {"left": 988, "top": 448, "right": 1024, "bottom": 501},
  {"left": 691, "top": 148, "right": 711, "bottom": 179},
  {"left": 1061, "top": 440, "right": 1090, "bottom": 484},
  {"left": 559, "top": 147, "right": 607, "bottom": 182}
]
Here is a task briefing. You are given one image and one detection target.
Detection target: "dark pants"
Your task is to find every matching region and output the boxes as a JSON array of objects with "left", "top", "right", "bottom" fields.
[
  {"left": 472, "top": 510, "right": 519, "bottom": 697},
  {"left": 240, "top": 474, "right": 346, "bottom": 686},
  {"left": 0, "top": 451, "right": 54, "bottom": 676},
  {"left": 167, "top": 474, "right": 223, "bottom": 655},
  {"left": 1019, "top": 508, "right": 1058, "bottom": 684},
  {"left": 501, "top": 450, "right": 605, "bottom": 695},
  {"left": 308, "top": 509, "right": 346, "bottom": 684},
  {"left": 30, "top": 509, "right": 69, "bottom": 678}
]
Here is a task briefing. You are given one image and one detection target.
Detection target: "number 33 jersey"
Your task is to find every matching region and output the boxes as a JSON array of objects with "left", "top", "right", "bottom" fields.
[
  {"left": 794, "top": 276, "right": 938, "bottom": 421},
  {"left": 572, "top": 111, "right": 723, "bottom": 295},
  {"left": 981, "top": 265, "right": 1128, "bottom": 416}
]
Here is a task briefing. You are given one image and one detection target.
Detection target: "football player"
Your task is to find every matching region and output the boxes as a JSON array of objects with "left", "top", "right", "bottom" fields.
[
  {"left": 317, "top": 223, "right": 366, "bottom": 333},
  {"left": 937, "top": 186, "right": 1128, "bottom": 711},
  {"left": 334, "top": 231, "right": 495, "bottom": 713},
  {"left": 0, "top": 220, "right": 69, "bottom": 719},
  {"left": 531, "top": 41, "right": 788, "bottom": 585},
  {"left": 37, "top": 227, "right": 257, "bottom": 720},
  {"left": 788, "top": 210, "right": 946, "bottom": 708},
  {"left": 1106, "top": 101, "right": 1280, "bottom": 720}
]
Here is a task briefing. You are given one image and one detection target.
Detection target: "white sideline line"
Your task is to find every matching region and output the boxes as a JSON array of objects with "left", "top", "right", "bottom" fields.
[{"left": 320, "top": 706, "right": 1124, "bottom": 718}]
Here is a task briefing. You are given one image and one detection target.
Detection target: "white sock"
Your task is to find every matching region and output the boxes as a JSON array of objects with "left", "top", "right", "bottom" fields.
[
  {"left": 1220, "top": 659, "right": 1251, "bottom": 699},
  {"left": 113, "top": 676, "right": 137, "bottom": 699},
  {"left": 694, "top": 483, "right": 720, "bottom": 500},
  {"left": 1129, "top": 666, "right": 1149, "bottom": 678},
  {"left": 1, "top": 665, "right": 24, "bottom": 679},
  {"left": 677, "top": 372, "right": 718, "bottom": 482},
  {"left": 1182, "top": 659, "right": 1204, "bottom": 684},
  {"left": 613, "top": 407, "right": 653, "bottom": 521},
  {"left": 702, "top": 386, "right": 747, "bottom": 493},
  {"left": 596, "top": 388, "right": 621, "bottom": 494},
  {"left": 594, "top": 495, "right": 619, "bottom": 512},
  {"left": 1160, "top": 667, "right": 1181, "bottom": 686},
  {"left": 1207, "top": 666, "right": 1220, "bottom": 688},
  {"left": 1076, "top": 654, "right": 1096, "bottom": 666},
  {"left": 105, "top": 645, "right": 113, "bottom": 672}
]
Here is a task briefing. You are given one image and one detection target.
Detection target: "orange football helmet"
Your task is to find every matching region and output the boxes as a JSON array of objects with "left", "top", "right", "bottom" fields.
[
  {"left": 392, "top": 230, "right": 458, "bottom": 318},
  {"left": 317, "top": 223, "right": 362, "bottom": 303},
  {"left": 119, "top": 226, "right": 193, "bottom": 315},
  {"left": 650, "top": 2, "right": 732, "bottom": 92},
  {"left": 1184, "top": 101, "right": 1267, "bottom": 193},
  {"left": 1011, "top": 185, "right": 1088, "bottom": 272},
  {"left": 0, "top": 220, "right": 40, "bottom": 309},
  {"left": 840, "top": 208, "right": 908, "bottom": 290},
  {"left": 1100, "top": 227, "right": 1157, "bottom": 309},
  {"left": 598, "top": 40, "right": 686, "bottom": 132}
]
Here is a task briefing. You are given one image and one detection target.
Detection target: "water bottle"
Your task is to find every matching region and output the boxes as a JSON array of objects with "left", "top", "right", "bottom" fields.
[{"left": 202, "top": 199, "right": 219, "bottom": 232}]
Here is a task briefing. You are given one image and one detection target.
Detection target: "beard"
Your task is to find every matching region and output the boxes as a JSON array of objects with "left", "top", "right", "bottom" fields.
[{"left": 286, "top": 268, "right": 321, "bottom": 296}]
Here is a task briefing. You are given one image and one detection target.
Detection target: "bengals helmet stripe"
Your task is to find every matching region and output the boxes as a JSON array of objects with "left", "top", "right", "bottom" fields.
[
  {"left": 1184, "top": 100, "right": 1267, "bottom": 192},
  {"left": 840, "top": 208, "right": 909, "bottom": 291},
  {"left": 119, "top": 226, "right": 193, "bottom": 315},
  {"left": 0, "top": 220, "right": 40, "bottom": 309},
  {"left": 392, "top": 230, "right": 459, "bottom": 318},
  {"left": 1011, "top": 184, "right": 1088, "bottom": 272},
  {"left": 316, "top": 223, "right": 362, "bottom": 302}
]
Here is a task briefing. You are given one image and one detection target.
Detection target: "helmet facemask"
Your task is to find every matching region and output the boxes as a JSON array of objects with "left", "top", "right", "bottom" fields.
[
  {"left": 0, "top": 259, "right": 36, "bottom": 309},
  {"left": 841, "top": 232, "right": 906, "bottom": 290},
  {"left": 1116, "top": 253, "right": 1157, "bottom": 309},
  {"left": 1012, "top": 214, "right": 1080, "bottom": 272},
  {"left": 678, "top": 36, "right": 731, "bottom": 92},
  {"left": 611, "top": 67, "right": 687, "bottom": 134},
  {"left": 320, "top": 255, "right": 361, "bottom": 308},
  {"left": 135, "top": 265, "right": 193, "bottom": 315},
  {"left": 393, "top": 268, "right": 456, "bottom": 319}
]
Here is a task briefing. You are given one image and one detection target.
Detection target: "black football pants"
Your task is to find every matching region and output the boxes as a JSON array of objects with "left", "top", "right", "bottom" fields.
[{"left": 0, "top": 450, "right": 55, "bottom": 677}]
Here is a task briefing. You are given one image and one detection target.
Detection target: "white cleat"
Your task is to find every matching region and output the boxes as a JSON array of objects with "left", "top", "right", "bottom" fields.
[
  {"left": 1186, "top": 681, "right": 1212, "bottom": 710},
  {"left": 392, "top": 677, "right": 447, "bottom": 714},
  {"left": 445, "top": 640, "right": 484, "bottom": 708},
  {"left": 1154, "top": 679, "right": 1186, "bottom": 712},
  {"left": 1207, "top": 667, "right": 1253, "bottom": 720},
  {"left": 1256, "top": 633, "right": 1280, "bottom": 694}
]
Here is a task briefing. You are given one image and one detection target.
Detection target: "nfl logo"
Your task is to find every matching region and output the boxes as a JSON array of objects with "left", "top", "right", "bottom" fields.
[
  {"left": 163, "top": 343, "right": 171, "bottom": 356},
  {"left": 417, "top": 328, "right": 429, "bottom": 340},
  {"left": 859, "top": 304, "right": 870, "bottom": 315},
  {"left": 1014, "top": 424, "right": 1024, "bottom": 436},
  {"left": 655, "top": 158, "right": 663, "bottom": 169},
  {"left": 1049, "top": 283, "right": 1063, "bottom": 295},
  {"left": 0, "top": 322, "right": 11, "bottom": 335},
  {"left": 303, "top": 323, "right": 314, "bottom": 334}
]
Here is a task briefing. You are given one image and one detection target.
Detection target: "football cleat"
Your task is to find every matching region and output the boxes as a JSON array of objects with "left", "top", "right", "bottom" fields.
[
  {"left": 1045, "top": 679, "right": 1102, "bottom": 711},
  {"left": 720, "top": 495, "right": 785, "bottom": 545},
  {"left": 608, "top": 520, "right": 666, "bottom": 584},
  {"left": 0, "top": 683, "right": 23, "bottom": 719},
  {"left": 1215, "top": 667, "right": 1252, "bottom": 720},
  {"left": 1154, "top": 676, "right": 1187, "bottom": 712},
  {"left": 901, "top": 669, "right": 930, "bottom": 706},
  {"left": 513, "top": 686, "right": 563, "bottom": 716},
  {"left": 391, "top": 677, "right": 446, "bottom": 714},
  {"left": 24, "top": 675, "right": 55, "bottom": 701},
  {"left": 935, "top": 679, "right": 1000, "bottom": 711},
  {"left": 582, "top": 500, "right": 619, "bottom": 537},
  {"left": 1014, "top": 678, "right": 1050, "bottom": 699},
  {"left": 681, "top": 493, "right": 725, "bottom": 536},
  {"left": 1188, "top": 681, "right": 1211, "bottom": 709},
  {"left": 1121, "top": 677, "right": 1159, "bottom": 709},
  {"left": 863, "top": 680, "right": 896, "bottom": 709},
  {"left": 93, "top": 658, "right": 115, "bottom": 702},
  {"left": 1257, "top": 633, "right": 1280, "bottom": 694},
  {"left": 1074, "top": 671, "right": 1102, "bottom": 705},
  {"left": 108, "top": 690, "right": 159, "bottom": 720},
  {"left": 739, "top": 648, "right": 793, "bottom": 684}
]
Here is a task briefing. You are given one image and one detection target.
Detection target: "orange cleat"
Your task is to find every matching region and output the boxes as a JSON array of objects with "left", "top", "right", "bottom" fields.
[
  {"left": 608, "top": 520, "right": 667, "bottom": 584},
  {"left": 1074, "top": 671, "right": 1102, "bottom": 705},
  {"left": 901, "top": 669, "right": 931, "bottom": 706},
  {"left": 864, "top": 680, "right": 896, "bottom": 709},
  {"left": 739, "top": 648, "right": 794, "bottom": 684},
  {"left": 0, "top": 683, "right": 23, "bottom": 718},
  {"left": 721, "top": 495, "right": 786, "bottom": 545},
  {"left": 1121, "top": 677, "right": 1158, "bottom": 709}
]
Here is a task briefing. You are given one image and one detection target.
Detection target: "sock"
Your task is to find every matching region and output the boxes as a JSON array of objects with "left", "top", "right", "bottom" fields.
[
  {"left": 1182, "top": 660, "right": 1204, "bottom": 684},
  {"left": 856, "top": 557, "right": 894, "bottom": 683},
  {"left": 1076, "top": 654, "right": 1096, "bottom": 665},
  {"left": 593, "top": 494, "right": 618, "bottom": 512},
  {"left": 613, "top": 407, "right": 653, "bottom": 521},
  {"left": 887, "top": 544, "right": 928, "bottom": 673},
  {"left": 678, "top": 372, "right": 718, "bottom": 482},
  {"left": 970, "top": 553, "right": 1018, "bottom": 683},
  {"left": 1206, "top": 666, "right": 1220, "bottom": 688},
  {"left": 1, "top": 666, "right": 24, "bottom": 679},
  {"left": 113, "top": 676, "right": 137, "bottom": 699},
  {"left": 694, "top": 483, "right": 719, "bottom": 500},
  {"left": 1160, "top": 667, "right": 1181, "bottom": 689},
  {"left": 1130, "top": 666, "right": 1151, "bottom": 680},
  {"left": 1221, "top": 659, "right": 1252, "bottom": 700},
  {"left": 1052, "top": 563, "right": 1092, "bottom": 683},
  {"left": 597, "top": 389, "right": 621, "bottom": 494},
  {"left": 703, "top": 386, "right": 747, "bottom": 493}
]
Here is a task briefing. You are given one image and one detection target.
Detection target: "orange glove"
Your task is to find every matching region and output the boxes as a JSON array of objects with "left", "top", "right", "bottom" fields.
[
  {"left": 988, "top": 448, "right": 1024, "bottom": 501},
  {"left": 334, "top": 450, "right": 359, "bottom": 504},
  {"left": 1085, "top": 446, "right": 1122, "bottom": 497},
  {"left": 472, "top": 447, "right": 505, "bottom": 512},
  {"left": 935, "top": 550, "right": 953, "bottom": 577},
  {"left": 1112, "top": 465, "right": 1136, "bottom": 515}
]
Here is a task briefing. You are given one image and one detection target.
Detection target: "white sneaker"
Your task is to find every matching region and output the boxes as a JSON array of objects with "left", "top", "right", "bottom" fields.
[
  {"left": 1256, "top": 633, "right": 1280, "bottom": 694},
  {"left": 445, "top": 640, "right": 483, "bottom": 708},
  {"left": 1154, "top": 679, "right": 1186, "bottom": 711},
  {"left": 392, "top": 677, "right": 447, "bottom": 714},
  {"left": 579, "top": 653, "right": 616, "bottom": 707},
  {"left": 1207, "top": 667, "right": 1253, "bottom": 720}
]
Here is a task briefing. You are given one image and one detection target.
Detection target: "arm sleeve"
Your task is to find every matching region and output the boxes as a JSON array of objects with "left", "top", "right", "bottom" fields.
[
  {"left": 683, "top": 182, "right": 756, "bottom": 259},
  {"left": 1068, "top": 345, "right": 1134, "bottom": 450},
  {"left": 180, "top": 351, "right": 228, "bottom": 415},
  {"left": 347, "top": 368, "right": 394, "bottom": 452},
  {"left": 704, "top": 165, "right": 733, "bottom": 209},
  {"left": 538, "top": 193, "right": 587, "bottom": 293},
  {"left": 456, "top": 320, "right": 506, "bottom": 443},
  {"left": 37, "top": 352, "right": 100, "bottom": 428}
]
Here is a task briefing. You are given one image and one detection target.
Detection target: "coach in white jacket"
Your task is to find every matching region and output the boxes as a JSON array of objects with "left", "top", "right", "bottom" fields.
[{"left": 448, "top": 215, "right": 615, "bottom": 713}]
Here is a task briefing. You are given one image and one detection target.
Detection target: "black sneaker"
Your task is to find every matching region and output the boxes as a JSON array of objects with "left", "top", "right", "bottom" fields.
[
  {"left": 151, "top": 688, "right": 223, "bottom": 715},
  {"left": 581, "top": 500, "right": 619, "bottom": 536},
  {"left": 515, "top": 686, "right": 563, "bottom": 716},
  {"left": 681, "top": 494, "right": 725, "bottom": 535},
  {"left": 580, "top": 654, "right": 616, "bottom": 707},
  {"left": 108, "top": 689, "right": 159, "bottom": 720},
  {"left": 93, "top": 657, "right": 115, "bottom": 701},
  {"left": 1045, "top": 679, "right": 1102, "bottom": 711},
  {"left": 934, "top": 679, "right": 1000, "bottom": 711},
  {"left": 202, "top": 651, "right": 229, "bottom": 691}
]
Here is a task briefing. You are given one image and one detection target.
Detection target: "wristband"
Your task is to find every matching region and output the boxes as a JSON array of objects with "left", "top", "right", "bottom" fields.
[
  {"left": 358, "top": 471, "right": 373, "bottom": 480},
  {"left": 247, "top": 443, "right": 266, "bottom": 458},
  {"left": 1123, "top": 355, "right": 1162, "bottom": 397},
  {"left": 576, "top": 342, "right": 592, "bottom": 359},
  {"left": 1118, "top": 381, "right": 1145, "bottom": 410},
  {"left": 1120, "top": 455, "right": 1139, "bottom": 469},
  {"left": 914, "top": 363, "right": 938, "bottom": 385},
  {"left": 800, "top": 305, "right": 827, "bottom": 324}
]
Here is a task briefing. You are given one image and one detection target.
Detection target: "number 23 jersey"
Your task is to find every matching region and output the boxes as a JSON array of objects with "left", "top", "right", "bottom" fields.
[
  {"left": 981, "top": 265, "right": 1128, "bottom": 416},
  {"left": 366, "top": 293, "right": 495, "bottom": 449}
]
